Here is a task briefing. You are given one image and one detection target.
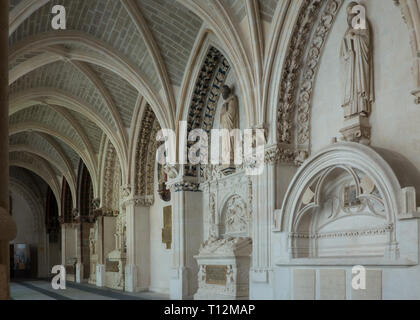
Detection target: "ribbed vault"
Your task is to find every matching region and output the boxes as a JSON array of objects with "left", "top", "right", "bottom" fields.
[{"left": 8, "top": 0, "right": 389, "bottom": 216}]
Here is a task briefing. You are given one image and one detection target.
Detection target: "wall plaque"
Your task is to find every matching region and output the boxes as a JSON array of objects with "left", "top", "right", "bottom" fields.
[
  {"left": 162, "top": 206, "right": 172, "bottom": 249},
  {"left": 105, "top": 259, "right": 119, "bottom": 272},
  {"left": 206, "top": 265, "right": 227, "bottom": 285}
]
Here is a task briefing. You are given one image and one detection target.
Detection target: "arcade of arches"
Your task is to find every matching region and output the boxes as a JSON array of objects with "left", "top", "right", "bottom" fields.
[{"left": 2, "top": 0, "right": 420, "bottom": 300}]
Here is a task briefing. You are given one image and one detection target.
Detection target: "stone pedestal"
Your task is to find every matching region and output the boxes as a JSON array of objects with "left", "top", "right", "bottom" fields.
[
  {"left": 170, "top": 266, "right": 189, "bottom": 299},
  {"left": 340, "top": 115, "right": 371, "bottom": 144},
  {"left": 105, "top": 250, "right": 126, "bottom": 290},
  {"left": 194, "top": 237, "right": 252, "bottom": 300},
  {"left": 75, "top": 263, "right": 84, "bottom": 283},
  {"left": 125, "top": 264, "right": 139, "bottom": 292},
  {"left": 96, "top": 264, "right": 106, "bottom": 287},
  {"left": 92, "top": 215, "right": 116, "bottom": 288},
  {"left": 62, "top": 224, "right": 78, "bottom": 282},
  {"left": 89, "top": 254, "right": 98, "bottom": 285}
]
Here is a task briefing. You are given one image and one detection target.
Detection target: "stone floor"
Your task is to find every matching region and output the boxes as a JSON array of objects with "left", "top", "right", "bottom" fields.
[{"left": 11, "top": 280, "right": 169, "bottom": 300}]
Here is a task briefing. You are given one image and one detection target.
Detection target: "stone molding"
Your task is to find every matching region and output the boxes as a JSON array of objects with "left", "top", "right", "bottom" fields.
[{"left": 277, "top": 0, "right": 343, "bottom": 163}]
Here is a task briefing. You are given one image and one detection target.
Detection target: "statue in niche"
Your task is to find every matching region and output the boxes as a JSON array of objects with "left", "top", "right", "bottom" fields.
[
  {"left": 340, "top": 2, "right": 374, "bottom": 119},
  {"left": 220, "top": 85, "right": 239, "bottom": 166}
]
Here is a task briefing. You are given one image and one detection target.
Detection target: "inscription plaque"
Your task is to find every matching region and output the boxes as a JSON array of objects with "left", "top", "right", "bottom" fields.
[
  {"left": 105, "top": 259, "right": 119, "bottom": 272},
  {"left": 206, "top": 265, "right": 227, "bottom": 285},
  {"left": 162, "top": 206, "right": 172, "bottom": 249}
]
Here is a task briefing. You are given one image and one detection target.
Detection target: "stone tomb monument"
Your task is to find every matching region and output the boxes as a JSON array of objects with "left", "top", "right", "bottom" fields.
[
  {"left": 194, "top": 237, "right": 252, "bottom": 300},
  {"left": 195, "top": 169, "right": 253, "bottom": 300}
]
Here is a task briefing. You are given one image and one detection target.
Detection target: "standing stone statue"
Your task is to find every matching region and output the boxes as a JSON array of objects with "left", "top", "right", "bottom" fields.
[
  {"left": 340, "top": 2, "right": 374, "bottom": 119},
  {"left": 220, "top": 85, "right": 239, "bottom": 165}
]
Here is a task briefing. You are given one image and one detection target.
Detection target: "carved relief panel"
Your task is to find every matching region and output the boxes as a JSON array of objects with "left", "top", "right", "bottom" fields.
[{"left": 201, "top": 169, "right": 253, "bottom": 241}]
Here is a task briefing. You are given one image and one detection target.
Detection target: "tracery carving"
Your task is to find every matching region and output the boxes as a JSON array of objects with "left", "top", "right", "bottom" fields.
[{"left": 185, "top": 46, "right": 231, "bottom": 177}]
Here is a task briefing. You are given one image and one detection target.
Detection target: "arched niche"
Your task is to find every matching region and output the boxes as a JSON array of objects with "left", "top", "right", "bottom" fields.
[{"left": 275, "top": 142, "right": 420, "bottom": 264}]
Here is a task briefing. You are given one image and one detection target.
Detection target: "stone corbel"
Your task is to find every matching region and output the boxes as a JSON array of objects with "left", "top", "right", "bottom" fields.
[
  {"left": 250, "top": 123, "right": 268, "bottom": 145},
  {"left": 121, "top": 195, "right": 154, "bottom": 209},
  {"left": 120, "top": 185, "right": 132, "bottom": 200},
  {"left": 92, "top": 198, "right": 100, "bottom": 210},
  {"left": 164, "top": 164, "right": 180, "bottom": 180},
  {"left": 168, "top": 180, "right": 201, "bottom": 193},
  {"left": 72, "top": 208, "right": 80, "bottom": 220}
]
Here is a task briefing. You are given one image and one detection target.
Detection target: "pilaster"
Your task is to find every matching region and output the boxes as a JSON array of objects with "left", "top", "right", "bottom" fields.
[
  {"left": 167, "top": 172, "right": 203, "bottom": 300},
  {"left": 123, "top": 196, "right": 151, "bottom": 292}
]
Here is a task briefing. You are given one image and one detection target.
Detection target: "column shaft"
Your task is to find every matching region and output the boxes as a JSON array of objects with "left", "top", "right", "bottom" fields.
[{"left": 0, "top": 2, "right": 17, "bottom": 300}]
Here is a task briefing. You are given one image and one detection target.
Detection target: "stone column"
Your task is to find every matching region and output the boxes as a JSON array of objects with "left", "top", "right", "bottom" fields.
[
  {"left": 0, "top": 1, "right": 17, "bottom": 300},
  {"left": 124, "top": 197, "right": 150, "bottom": 292},
  {"left": 168, "top": 178, "right": 203, "bottom": 300},
  {"left": 61, "top": 224, "right": 67, "bottom": 266},
  {"left": 95, "top": 212, "right": 117, "bottom": 287},
  {"left": 75, "top": 223, "right": 83, "bottom": 283},
  {"left": 95, "top": 215, "right": 106, "bottom": 287},
  {"left": 61, "top": 223, "right": 78, "bottom": 282},
  {"left": 249, "top": 147, "right": 277, "bottom": 300}
]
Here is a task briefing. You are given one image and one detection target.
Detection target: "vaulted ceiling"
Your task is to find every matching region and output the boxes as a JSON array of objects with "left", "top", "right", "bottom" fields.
[{"left": 8, "top": 0, "right": 283, "bottom": 206}]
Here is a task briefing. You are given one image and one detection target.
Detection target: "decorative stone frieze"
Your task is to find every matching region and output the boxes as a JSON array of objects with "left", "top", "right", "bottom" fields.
[{"left": 185, "top": 46, "right": 231, "bottom": 177}]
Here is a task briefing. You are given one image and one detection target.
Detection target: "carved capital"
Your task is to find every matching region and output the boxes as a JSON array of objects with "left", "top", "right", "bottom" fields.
[
  {"left": 120, "top": 185, "right": 132, "bottom": 199},
  {"left": 164, "top": 164, "right": 180, "bottom": 180},
  {"left": 167, "top": 177, "right": 201, "bottom": 193},
  {"left": 122, "top": 195, "right": 154, "bottom": 208},
  {"left": 92, "top": 198, "right": 101, "bottom": 210}
]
